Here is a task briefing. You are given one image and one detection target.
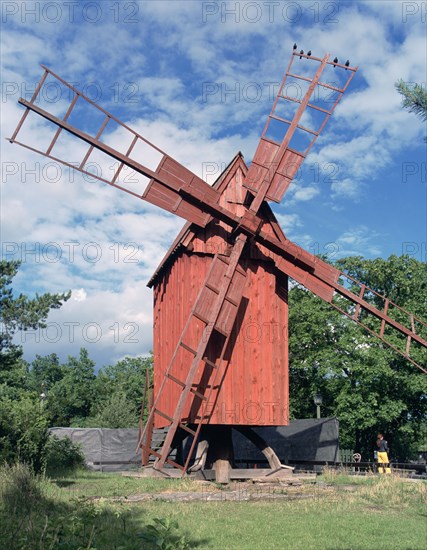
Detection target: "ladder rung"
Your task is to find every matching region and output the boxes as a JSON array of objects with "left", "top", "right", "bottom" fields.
[
  {"left": 139, "top": 442, "right": 157, "bottom": 456},
  {"left": 353, "top": 305, "right": 361, "bottom": 321},
  {"left": 318, "top": 81, "right": 344, "bottom": 93},
  {"left": 225, "top": 295, "right": 239, "bottom": 308},
  {"left": 214, "top": 323, "right": 230, "bottom": 337},
  {"left": 111, "top": 134, "right": 138, "bottom": 184},
  {"left": 144, "top": 445, "right": 185, "bottom": 471},
  {"left": 166, "top": 374, "right": 186, "bottom": 388},
  {"left": 286, "top": 71, "right": 312, "bottom": 83},
  {"left": 154, "top": 409, "right": 173, "bottom": 422},
  {"left": 205, "top": 282, "right": 220, "bottom": 294},
  {"left": 203, "top": 357, "right": 219, "bottom": 369},
  {"left": 217, "top": 255, "right": 230, "bottom": 266},
  {"left": 406, "top": 335, "right": 411, "bottom": 355},
  {"left": 286, "top": 72, "right": 344, "bottom": 93},
  {"left": 297, "top": 123, "right": 318, "bottom": 136},
  {"left": 307, "top": 102, "right": 332, "bottom": 115},
  {"left": 193, "top": 311, "right": 211, "bottom": 324},
  {"left": 270, "top": 113, "right": 292, "bottom": 125},
  {"left": 278, "top": 94, "right": 301, "bottom": 104},
  {"left": 180, "top": 342, "right": 198, "bottom": 356},
  {"left": 380, "top": 299, "right": 389, "bottom": 337},
  {"left": 235, "top": 265, "right": 247, "bottom": 277},
  {"left": 179, "top": 423, "right": 197, "bottom": 436},
  {"left": 165, "top": 457, "right": 185, "bottom": 471},
  {"left": 190, "top": 388, "right": 208, "bottom": 401},
  {"left": 270, "top": 114, "right": 318, "bottom": 137}
]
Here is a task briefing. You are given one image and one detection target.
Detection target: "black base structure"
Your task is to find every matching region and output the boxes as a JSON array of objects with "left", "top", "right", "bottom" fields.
[{"left": 50, "top": 418, "right": 340, "bottom": 475}]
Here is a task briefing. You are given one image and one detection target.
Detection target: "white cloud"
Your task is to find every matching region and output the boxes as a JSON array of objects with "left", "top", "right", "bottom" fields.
[
  {"left": 275, "top": 213, "right": 302, "bottom": 234},
  {"left": 293, "top": 186, "right": 320, "bottom": 202},
  {"left": 331, "top": 178, "right": 363, "bottom": 200},
  {"left": 335, "top": 226, "right": 384, "bottom": 258},
  {"left": 73, "top": 288, "right": 87, "bottom": 302}
]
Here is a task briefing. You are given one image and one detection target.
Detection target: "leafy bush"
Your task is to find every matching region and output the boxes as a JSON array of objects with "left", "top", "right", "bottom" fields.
[
  {"left": 0, "top": 396, "right": 49, "bottom": 470},
  {"left": 43, "top": 435, "right": 85, "bottom": 475},
  {"left": 85, "top": 390, "right": 139, "bottom": 428},
  {"left": 140, "top": 517, "right": 192, "bottom": 549}
]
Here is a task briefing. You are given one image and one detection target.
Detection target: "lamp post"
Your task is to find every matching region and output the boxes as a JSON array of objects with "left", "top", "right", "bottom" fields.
[
  {"left": 40, "top": 392, "right": 47, "bottom": 409},
  {"left": 314, "top": 393, "right": 323, "bottom": 419}
]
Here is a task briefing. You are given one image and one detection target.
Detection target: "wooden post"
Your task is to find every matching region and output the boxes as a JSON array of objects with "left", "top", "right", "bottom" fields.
[
  {"left": 209, "top": 426, "right": 234, "bottom": 484},
  {"left": 189, "top": 439, "right": 209, "bottom": 472}
]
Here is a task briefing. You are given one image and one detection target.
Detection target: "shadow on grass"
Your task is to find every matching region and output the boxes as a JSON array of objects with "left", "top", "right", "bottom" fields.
[
  {"left": 52, "top": 478, "right": 75, "bottom": 488},
  {"left": 1, "top": 468, "right": 209, "bottom": 549}
]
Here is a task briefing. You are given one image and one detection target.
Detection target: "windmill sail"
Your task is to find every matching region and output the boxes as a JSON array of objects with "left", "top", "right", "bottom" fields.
[{"left": 244, "top": 52, "right": 357, "bottom": 205}]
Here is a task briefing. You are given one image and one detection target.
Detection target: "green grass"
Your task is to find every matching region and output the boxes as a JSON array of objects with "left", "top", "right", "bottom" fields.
[
  {"left": 1, "top": 465, "right": 426, "bottom": 549},
  {"left": 142, "top": 499, "right": 426, "bottom": 550}
]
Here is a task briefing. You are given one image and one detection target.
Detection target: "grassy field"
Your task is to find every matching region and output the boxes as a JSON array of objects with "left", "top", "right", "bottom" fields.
[{"left": 1, "top": 464, "right": 426, "bottom": 549}]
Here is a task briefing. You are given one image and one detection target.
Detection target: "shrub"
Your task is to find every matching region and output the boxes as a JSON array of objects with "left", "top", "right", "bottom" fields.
[
  {"left": 43, "top": 435, "right": 86, "bottom": 476},
  {"left": 140, "top": 517, "right": 192, "bottom": 549}
]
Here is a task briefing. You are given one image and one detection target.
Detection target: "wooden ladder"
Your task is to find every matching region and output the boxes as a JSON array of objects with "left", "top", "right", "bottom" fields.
[{"left": 138, "top": 235, "right": 248, "bottom": 473}]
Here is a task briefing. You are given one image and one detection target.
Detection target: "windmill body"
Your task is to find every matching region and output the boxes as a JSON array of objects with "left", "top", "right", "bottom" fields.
[
  {"left": 8, "top": 50, "right": 427, "bottom": 479},
  {"left": 148, "top": 153, "right": 289, "bottom": 428}
]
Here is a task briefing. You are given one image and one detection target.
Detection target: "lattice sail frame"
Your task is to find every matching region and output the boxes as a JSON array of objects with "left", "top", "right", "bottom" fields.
[
  {"left": 244, "top": 53, "right": 357, "bottom": 204},
  {"left": 10, "top": 66, "right": 220, "bottom": 228}
]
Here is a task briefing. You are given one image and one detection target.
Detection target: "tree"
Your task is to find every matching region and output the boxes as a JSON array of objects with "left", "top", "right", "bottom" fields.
[
  {"left": 0, "top": 260, "right": 70, "bottom": 467},
  {"left": 395, "top": 79, "right": 427, "bottom": 122},
  {"left": 0, "top": 397, "right": 48, "bottom": 470},
  {"left": 395, "top": 79, "right": 427, "bottom": 141},
  {"left": 26, "top": 353, "right": 64, "bottom": 394},
  {"left": 0, "top": 261, "right": 70, "bottom": 357},
  {"left": 289, "top": 255, "right": 427, "bottom": 460},
  {"left": 85, "top": 391, "right": 139, "bottom": 428},
  {"left": 95, "top": 355, "right": 153, "bottom": 414},
  {"left": 47, "top": 349, "right": 97, "bottom": 426},
  {"left": 86, "top": 355, "right": 153, "bottom": 428}
]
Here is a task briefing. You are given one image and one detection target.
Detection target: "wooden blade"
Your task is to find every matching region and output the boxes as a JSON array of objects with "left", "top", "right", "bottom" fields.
[
  {"left": 270, "top": 241, "right": 427, "bottom": 373},
  {"left": 8, "top": 66, "right": 228, "bottom": 228},
  {"left": 243, "top": 52, "right": 358, "bottom": 205}
]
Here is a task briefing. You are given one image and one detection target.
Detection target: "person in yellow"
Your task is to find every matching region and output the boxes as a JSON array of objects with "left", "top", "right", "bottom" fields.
[{"left": 376, "top": 433, "right": 391, "bottom": 474}]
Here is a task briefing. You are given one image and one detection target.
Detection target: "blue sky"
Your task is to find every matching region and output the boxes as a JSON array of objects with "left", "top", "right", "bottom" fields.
[{"left": 1, "top": 0, "right": 426, "bottom": 368}]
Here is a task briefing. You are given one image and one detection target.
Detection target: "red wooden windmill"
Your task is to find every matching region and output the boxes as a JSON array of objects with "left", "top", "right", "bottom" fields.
[{"left": 9, "top": 49, "right": 427, "bottom": 481}]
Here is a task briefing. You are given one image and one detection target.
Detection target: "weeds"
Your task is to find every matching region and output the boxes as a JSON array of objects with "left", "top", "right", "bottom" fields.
[
  {"left": 0, "top": 463, "right": 198, "bottom": 549},
  {"left": 140, "top": 517, "right": 192, "bottom": 549},
  {"left": 357, "top": 474, "right": 427, "bottom": 510},
  {"left": 0, "top": 462, "right": 45, "bottom": 515}
]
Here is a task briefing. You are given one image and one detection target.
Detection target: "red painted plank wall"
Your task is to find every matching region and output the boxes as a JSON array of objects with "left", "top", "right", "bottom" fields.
[{"left": 153, "top": 251, "right": 289, "bottom": 426}]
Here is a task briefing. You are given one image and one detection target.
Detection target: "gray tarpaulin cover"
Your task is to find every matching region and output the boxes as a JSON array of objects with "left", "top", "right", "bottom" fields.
[
  {"left": 49, "top": 428, "right": 141, "bottom": 471},
  {"left": 49, "top": 418, "right": 339, "bottom": 471}
]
